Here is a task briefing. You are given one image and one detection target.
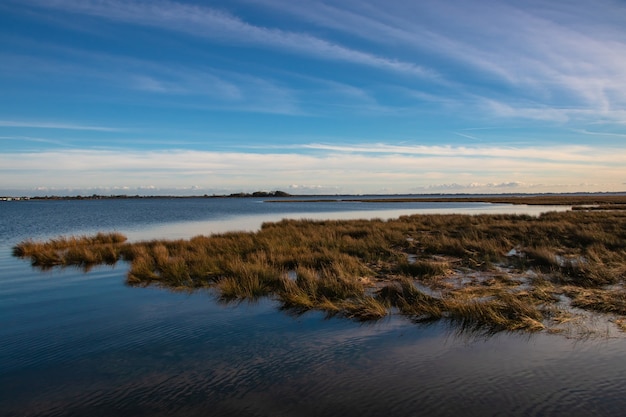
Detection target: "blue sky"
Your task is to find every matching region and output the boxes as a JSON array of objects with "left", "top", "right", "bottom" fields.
[{"left": 1, "top": 0, "right": 625, "bottom": 196}]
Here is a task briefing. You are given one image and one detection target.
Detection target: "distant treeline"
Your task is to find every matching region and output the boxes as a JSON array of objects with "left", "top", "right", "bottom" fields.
[
  {"left": 1, "top": 191, "right": 292, "bottom": 201},
  {"left": 227, "top": 190, "right": 291, "bottom": 198}
]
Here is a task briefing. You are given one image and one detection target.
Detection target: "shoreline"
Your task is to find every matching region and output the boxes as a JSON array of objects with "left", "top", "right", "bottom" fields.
[
  {"left": 266, "top": 194, "right": 626, "bottom": 207},
  {"left": 2, "top": 192, "right": 626, "bottom": 205}
]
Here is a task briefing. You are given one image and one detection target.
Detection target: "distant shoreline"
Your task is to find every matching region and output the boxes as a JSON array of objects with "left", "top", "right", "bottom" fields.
[
  {"left": 267, "top": 194, "right": 626, "bottom": 207},
  {"left": 0, "top": 190, "right": 292, "bottom": 201},
  {"left": 2, "top": 191, "right": 626, "bottom": 208}
]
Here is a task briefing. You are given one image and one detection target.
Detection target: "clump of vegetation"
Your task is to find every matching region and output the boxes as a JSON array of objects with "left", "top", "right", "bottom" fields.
[
  {"left": 565, "top": 287, "right": 626, "bottom": 315},
  {"left": 13, "top": 232, "right": 127, "bottom": 268},
  {"left": 13, "top": 210, "right": 626, "bottom": 336}
]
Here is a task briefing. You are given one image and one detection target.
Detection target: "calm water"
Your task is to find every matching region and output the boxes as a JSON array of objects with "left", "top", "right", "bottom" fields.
[{"left": 1, "top": 198, "right": 624, "bottom": 416}]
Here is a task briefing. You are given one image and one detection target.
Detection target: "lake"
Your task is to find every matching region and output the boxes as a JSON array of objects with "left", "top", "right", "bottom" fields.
[{"left": 1, "top": 197, "right": 624, "bottom": 416}]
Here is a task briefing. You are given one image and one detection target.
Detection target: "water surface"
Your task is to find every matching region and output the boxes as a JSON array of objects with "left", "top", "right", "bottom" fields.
[{"left": 1, "top": 198, "right": 623, "bottom": 416}]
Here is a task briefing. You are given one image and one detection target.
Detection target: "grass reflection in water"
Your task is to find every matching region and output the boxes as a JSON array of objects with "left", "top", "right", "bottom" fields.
[{"left": 14, "top": 211, "right": 626, "bottom": 336}]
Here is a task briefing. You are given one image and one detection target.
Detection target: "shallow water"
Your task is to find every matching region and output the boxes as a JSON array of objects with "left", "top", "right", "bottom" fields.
[
  {"left": 0, "top": 197, "right": 568, "bottom": 245},
  {"left": 1, "top": 198, "right": 624, "bottom": 416}
]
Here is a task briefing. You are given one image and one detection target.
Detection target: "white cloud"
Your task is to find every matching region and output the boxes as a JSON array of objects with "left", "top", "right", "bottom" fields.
[
  {"left": 2, "top": 145, "right": 625, "bottom": 195},
  {"left": 0, "top": 120, "right": 123, "bottom": 132},
  {"left": 0, "top": 136, "right": 67, "bottom": 145},
  {"left": 21, "top": 0, "right": 435, "bottom": 78},
  {"left": 417, "top": 181, "right": 526, "bottom": 192},
  {"left": 288, "top": 184, "right": 340, "bottom": 193},
  {"left": 247, "top": 0, "right": 626, "bottom": 122},
  {"left": 0, "top": 47, "right": 304, "bottom": 115},
  {"left": 300, "top": 142, "right": 626, "bottom": 164},
  {"left": 10, "top": 0, "right": 626, "bottom": 122}
]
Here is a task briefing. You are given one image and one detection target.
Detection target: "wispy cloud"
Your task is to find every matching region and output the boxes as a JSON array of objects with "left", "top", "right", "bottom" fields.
[
  {"left": 571, "top": 129, "right": 626, "bottom": 139},
  {"left": 428, "top": 2, "right": 626, "bottom": 119},
  {"left": 249, "top": 0, "right": 626, "bottom": 122},
  {"left": 415, "top": 181, "right": 527, "bottom": 192},
  {"left": 20, "top": 0, "right": 436, "bottom": 78},
  {"left": 13, "top": 1, "right": 626, "bottom": 122},
  {"left": 300, "top": 142, "right": 626, "bottom": 164},
  {"left": 453, "top": 132, "right": 481, "bottom": 141},
  {"left": 0, "top": 120, "right": 124, "bottom": 132},
  {"left": 0, "top": 48, "right": 303, "bottom": 115},
  {"left": 0, "top": 136, "right": 67, "bottom": 146}
]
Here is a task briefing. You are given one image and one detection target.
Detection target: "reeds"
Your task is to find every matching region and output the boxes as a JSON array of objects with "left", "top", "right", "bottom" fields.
[
  {"left": 376, "top": 279, "right": 444, "bottom": 321},
  {"left": 444, "top": 293, "right": 545, "bottom": 333},
  {"left": 565, "top": 287, "right": 626, "bottom": 315},
  {"left": 277, "top": 265, "right": 369, "bottom": 317},
  {"left": 12, "top": 211, "right": 626, "bottom": 335},
  {"left": 13, "top": 232, "right": 127, "bottom": 268}
]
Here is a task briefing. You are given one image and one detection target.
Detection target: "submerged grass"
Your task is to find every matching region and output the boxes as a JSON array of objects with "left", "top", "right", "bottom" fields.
[{"left": 13, "top": 210, "right": 626, "bottom": 335}]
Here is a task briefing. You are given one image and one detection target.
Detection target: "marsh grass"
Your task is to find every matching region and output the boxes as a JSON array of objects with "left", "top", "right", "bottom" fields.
[
  {"left": 376, "top": 279, "right": 444, "bottom": 321},
  {"left": 565, "top": 286, "right": 626, "bottom": 315},
  {"left": 13, "top": 232, "right": 127, "bottom": 268},
  {"left": 398, "top": 259, "right": 450, "bottom": 279},
  {"left": 341, "top": 296, "right": 389, "bottom": 321},
  {"left": 444, "top": 293, "right": 546, "bottom": 334},
  {"left": 13, "top": 211, "right": 626, "bottom": 335}
]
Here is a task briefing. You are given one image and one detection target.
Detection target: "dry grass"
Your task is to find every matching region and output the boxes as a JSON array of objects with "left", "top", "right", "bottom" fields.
[
  {"left": 565, "top": 286, "right": 626, "bottom": 315},
  {"left": 444, "top": 294, "right": 545, "bottom": 333},
  {"left": 13, "top": 211, "right": 626, "bottom": 335},
  {"left": 13, "top": 232, "right": 127, "bottom": 268},
  {"left": 376, "top": 279, "right": 444, "bottom": 321}
]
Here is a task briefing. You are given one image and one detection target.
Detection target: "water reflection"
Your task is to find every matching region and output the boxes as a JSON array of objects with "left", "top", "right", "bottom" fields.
[
  {"left": 125, "top": 203, "right": 569, "bottom": 241},
  {"left": 4, "top": 281, "right": 625, "bottom": 417},
  {"left": 5, "top": 200, "right": 625, "bottom": 417}
]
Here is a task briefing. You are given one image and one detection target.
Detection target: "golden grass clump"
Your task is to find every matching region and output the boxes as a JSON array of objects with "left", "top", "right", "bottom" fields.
[
  {"left": 13, "top": 232, "right": 127, "bottom": 268},
  {"left": 340, "top": 296, "right": 388, "bottom": 321},
  {"left": 398, "top": 259, "right": 450, "bottom": 279},
  {"left": 565, "top": 287, "right": 626, "bottom": 315},
  {"left": 443, "top": 292, "right": 545, "bottom": 333},
  {"left": 218, "top": 258, "right": 282, "bottom": 300},
  {"left": 278, "top": 265, "right": 367, "bottom": 314}
]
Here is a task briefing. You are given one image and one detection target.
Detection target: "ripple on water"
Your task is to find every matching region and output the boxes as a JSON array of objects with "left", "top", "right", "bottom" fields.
[{"left": 3, "top": 244, "right": 626, "bottom": 416}]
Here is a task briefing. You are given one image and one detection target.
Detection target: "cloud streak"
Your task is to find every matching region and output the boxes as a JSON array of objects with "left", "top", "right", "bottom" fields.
[
  {"left": 0, "top": 47, "right": 304, "bottom": 115},
  {"left": 249, "top": 0, "right": 626, "bottom": 122},
  {"left": 2, "top": 145, "right": 624, "bottom": 195},
  {"left": 22, "top": 0, "right": 435, "bottom": 78},
  {"left": 0, "top": 120, "right": 123, "bottom": 132},
  {"left": 301, "top": 143, "right": 625, "bottom": 164},
  {"left": 10, "top": 0, "right": 626, "bottom": 122}
]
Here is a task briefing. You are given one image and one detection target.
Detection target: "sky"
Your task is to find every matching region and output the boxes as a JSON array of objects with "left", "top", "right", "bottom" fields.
[{"left": 1, "top": 0, "right": 625, "bottom": 196}]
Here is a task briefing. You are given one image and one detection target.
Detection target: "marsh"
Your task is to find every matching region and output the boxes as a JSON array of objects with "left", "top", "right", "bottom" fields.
[{"left": 3, "top": 196, "right": 626, "bottom": 416}]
